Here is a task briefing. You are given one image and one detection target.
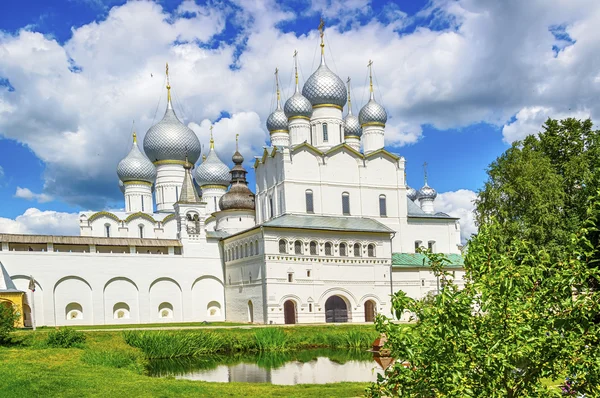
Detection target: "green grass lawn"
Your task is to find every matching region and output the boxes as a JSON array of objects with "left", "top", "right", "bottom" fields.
[{"left": 0, "top": 326, "right": 374, "bottom": 397}]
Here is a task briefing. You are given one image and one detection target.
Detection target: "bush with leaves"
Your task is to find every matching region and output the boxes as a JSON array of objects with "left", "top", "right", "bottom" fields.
[
  {"left": 368, "top": 195, "right": 600, "bottom": 397},
  {"left": 0, "top": 303, "right": 20, "bottom": 344},
  {"left": 46, "top": 327, "right": 86, "bottom": 348}
]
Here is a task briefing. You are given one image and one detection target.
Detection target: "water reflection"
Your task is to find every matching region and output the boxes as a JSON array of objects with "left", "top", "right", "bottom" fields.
[{"left": 149, "top": 349, "right": 385, "bottom": 385}]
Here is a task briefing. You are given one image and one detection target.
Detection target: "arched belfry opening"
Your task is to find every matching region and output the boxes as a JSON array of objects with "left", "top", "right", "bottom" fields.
[{"left": 325, "top": 295, "right": 348, "bottom": 323}]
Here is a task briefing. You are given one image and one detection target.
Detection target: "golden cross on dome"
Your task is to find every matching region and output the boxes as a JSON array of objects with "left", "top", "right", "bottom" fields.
[
  {"left": 346, "top": 77, "right": 352, "bottom": 108},
  {"left": 236, "top": 133, "right": 239, "bottom": 151},
  {"left": 209, "top": 124, "right": 214, "bottom": 149},
  {"left": 293, "top": 50, "right": 299, "bottom": 86},
  {"left": 165, "top": 62, "right": 171, "bottom": 102},
  {"left": 367, "top": 60, "right": 374, "bottom": 93},
  {"left": 274, "top": 68, "right": 280, "bottom": 102},
  {"left": 423, "top": 161, "right": 428, "bottom": 184},
  {"left": 132, "top": 131, "right": 137, "bottom": 144},
  {"left": 318, "top": 18, "right": 325, "bottom": 53}
]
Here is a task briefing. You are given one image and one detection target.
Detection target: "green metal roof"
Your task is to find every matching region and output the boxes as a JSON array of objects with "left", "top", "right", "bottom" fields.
[
  {"left": 262, "top": 214, "right": 394, "bottom": 233},
  {"left": 392, "top": 252, "right": 464, "bottom": 268}
]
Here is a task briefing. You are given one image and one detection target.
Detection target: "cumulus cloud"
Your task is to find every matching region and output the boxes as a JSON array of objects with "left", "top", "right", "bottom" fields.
[
  {"left": 1, "top": 0, "right": 600, "bottom": 209},
  {"left": 0, "top": 208, "right": 79, "bottom": 235},
  {"left": 14, "top": 187, "right": 53, "bottom": 203},
  {"left": 436, "top": 189, "right": 477, "bottom": 244}
]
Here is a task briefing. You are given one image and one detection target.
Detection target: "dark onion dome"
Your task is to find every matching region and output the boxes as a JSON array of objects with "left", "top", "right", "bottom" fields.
[
  {"left": 143, "top": 73, "right": 201, "bottom": 164},
  {"left": 195, "top": 136, "right": 230, "bottom": 187},
  {"left": 117, "top": 132, "right": 156, "bottom": 184},
  {"left": 418, "top": 183, "right": 437, "bottom": 200},
  {"left": 344, "top": 78, "right": 361, "bottom": 137},
  {"left": 302, "top": 39, "right": 347, "bottom": 109},
  {"left": 407, "top": 185, "right": 418, "bottom": 201},
  {"left": 219, "top": 143, "right": 255, "bottom": 211},
  {"left": 284, "top": 53, "right": 313, "bottom": 120}
]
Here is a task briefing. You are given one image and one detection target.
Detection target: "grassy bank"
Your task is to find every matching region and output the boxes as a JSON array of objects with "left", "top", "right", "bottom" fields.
[
  {"left": 0, "top": 326, "right": 376, "bottom": 397},
  {"left": 124, "top": 325, "right": 378, "bottom": 359}
]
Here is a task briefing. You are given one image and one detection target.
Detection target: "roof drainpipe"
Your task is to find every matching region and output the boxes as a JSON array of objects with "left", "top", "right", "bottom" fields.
[{"left": 389, "top": 231, "right": 396, "bottom": 318}]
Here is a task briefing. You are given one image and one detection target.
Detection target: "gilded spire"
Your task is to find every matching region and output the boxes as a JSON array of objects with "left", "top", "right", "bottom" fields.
[
  {"left": 275, "top": 68, "right": 282, "bottom": 109},
  {"left": 166, "top": 62, "right": 172, "bottom": 109},
  {"left": 209, "top": 124, "right": 214, "bottom": 149},
  {"left": 423, "top": 161, "right": 428, "bottom": 185},
  {"left": 346, "top": 77, "right": 353, "bottom": 115},
  {"left": 236, "top": 133, "right": 239, "bottom": 151},
  {"left": 132, "top": 131, "right": 137, "bottom": 144},
  {"left": 368, "top": 59, "right": 374, "bottom": 100},
  {"left": 293, "top": 50, "right": 299, "bottom": 93},
  {"left": 318, "top": 18, "right": 325, "bottom": 65}
]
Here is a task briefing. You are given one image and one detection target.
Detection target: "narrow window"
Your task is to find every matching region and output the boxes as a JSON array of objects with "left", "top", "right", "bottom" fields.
[
  {"left": 249, "top": 272, "right": 252, "bottom": 283},
  {"left": 415, "top": 241, "right": 422, "bottom": 251},
  {"left": 288, "top": 273, "right": 293, "bottom": 283},
  {"left": 309, "top": 303, "right": 313, "bottom": 312},
  {"left": 428, "top": 241, "right": 435, "bottom": 252},
  {"left": 307, "top": 270, "right": 311, "bottom": 277},
  {"left": 342, "top": 192, "right": 350, "bottom": 215},
  {"left": 323, "top": 123, "right": 328, "bottom": 142},
  {"left": 353, "top": 243, "right": 361, "bottom": 257},
  {"left": 141, "top": 196, "right": 145, "bottom": 212},
  {"left": 250, "top": 242, "right": 254, "bottom": 256},
  {"left": 310, "top": 241, "right": 318, "bottom": 255},
  {"left": 279, "top": 239, "right": 287, "bottom": 254},
  {"left": 339, "top": 243, "right": 347, "bottom": 257},
  {"left": 139, "top": 225, "right": 144, "bottom": 239},
  {"left": 324, "top": 242, "right": 332, "bottom": 256},
  {"left": 255, "top": 240, "right": 259, "bottom": 254},
  {"left": 339, "top": 124, "right": 342, "bottom": 142},
  {"left": 379, "top": 195, "right": 387, "bottom": 217},
  {"left": 305, "top": 190, "right": 314, "bottom": 213},
  {"left": 269, "top": 197, "right": 273, "bottom": 218},
  {"left": 245, "top": 243, "right": 248, "bottom": 257},
  {"left": 105, "top": 224, "right": 110, "bottom": 238},
  {"left": 421, "top": 279, "right": 425, "bottom": 287},
  {"left": 128, "top": 196, "right": 131, "bottom": 211},
  {"left": 235, "top": 246, "right": 239, "bottom": 260},
  {"left": 368, "top": 244, "right": 375, "bottom": 257},
  {"left": 176, "top": 186, "right": 179, "bottom": 200},
  {"left": 294, "top": 240, "right": 302, "bottom": 255}
]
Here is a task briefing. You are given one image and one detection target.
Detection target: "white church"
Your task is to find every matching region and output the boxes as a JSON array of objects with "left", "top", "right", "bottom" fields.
[{"left": 0, "top": 29, "right": 464, "bottom": 327}]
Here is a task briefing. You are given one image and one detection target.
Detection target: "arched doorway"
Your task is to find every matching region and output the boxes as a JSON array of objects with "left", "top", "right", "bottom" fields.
[
  {"left": 325, "top": 295, "right": 348, "bottom": 323},
  {"left": 247, "top": 300, "right": 254, "bottom": 323},
  {"left": 284, "top": 300, "right": 296, "bottom": 324},
  {"left": 364, "top": 300, "right": 376, "bottom": 322}
]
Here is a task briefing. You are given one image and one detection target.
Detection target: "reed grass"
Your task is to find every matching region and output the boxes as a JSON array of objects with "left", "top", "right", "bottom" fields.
[{"left": 122, "top": 326, "right": 378, "bottom": 359}]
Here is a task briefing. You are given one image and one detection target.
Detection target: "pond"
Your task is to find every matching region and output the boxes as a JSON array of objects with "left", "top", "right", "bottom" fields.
[{"left": 148, "top": 349, "right": 387, "bottom": 385}]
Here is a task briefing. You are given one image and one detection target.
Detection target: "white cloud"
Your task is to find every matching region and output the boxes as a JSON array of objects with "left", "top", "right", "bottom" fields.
[
  {"left": 436, "top": 189, "right": 477, "bottom": 244},
  {"left": 502, "top": 106, "right": 591, "bottom": 143},
  {"left": 14, "top": 187, "right": 53, "bottom": 203},
  {"left": 0, "top": 0, "right": 600, "bottom": 208},
  {"left": 0, "top": 208, "right": 79, "bottom": 235}
]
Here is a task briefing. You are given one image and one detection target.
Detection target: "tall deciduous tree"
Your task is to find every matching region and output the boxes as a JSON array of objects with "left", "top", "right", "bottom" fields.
[
  {"left": 368, "top": 197, "right": 600, "bottom": 397},
  {"left": 475, "top": 118, "right": 600, "bottom": 252}
]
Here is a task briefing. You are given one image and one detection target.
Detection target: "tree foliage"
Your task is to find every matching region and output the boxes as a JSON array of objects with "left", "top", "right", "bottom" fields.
[
  {"left": 0, "top": 302, "right": 20, "bottom": 344},
  {"left": 368, "top": 194, "right": 600, "bottom": 397},
  {"left": 475, "top": 118, "right": 600, "bottom": 252}
]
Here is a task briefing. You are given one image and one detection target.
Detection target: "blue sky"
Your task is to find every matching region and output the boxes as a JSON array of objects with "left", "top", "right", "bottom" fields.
[{"left": 0, "top": 0, "right": 596, "bottom": 236}]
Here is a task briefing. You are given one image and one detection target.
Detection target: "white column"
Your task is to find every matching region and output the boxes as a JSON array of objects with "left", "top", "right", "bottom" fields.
[
  {"left": 201, "top": 185, "right": 227, "bottom": 215},
  {"left": 154, "top": 163, "right": 185, "bottom": 213},
  {"left": 310, "top": 106, "right": 343, "bottom": 151},
  {"left": 289, "top": 117, "right": 311, "bottom": 146},
  {"left": 362, "top": 124, "right": 385, "bottom": 154}
]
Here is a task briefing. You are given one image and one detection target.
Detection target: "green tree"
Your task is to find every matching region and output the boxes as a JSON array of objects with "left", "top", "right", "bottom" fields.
[
  {"left": 367, "top": 196, "right": 600, "bottom": 397},
  {"left": 475, "top": 118, "right": 600, "bottom": 252},
  {"left": 0, "top": 302, "right": 20, "bottom": 344}
]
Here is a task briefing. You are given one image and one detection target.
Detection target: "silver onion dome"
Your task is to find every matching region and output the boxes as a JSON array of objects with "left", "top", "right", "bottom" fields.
[
  {"left": 266, "top": 108, "right": 289, "bottom": 132},
  {"left": 359, "top": 99, "right": 387, "bottom": 127},
  {"left": 418, "top": 184, "right": 437, "bottom": 200},
  {"left": 284, "top": 92, "right": 313, "bottom": 119},
  {"left": 195, "top": 139, "right": 230, "bottom": 187},
  {"left": 344, "top": 114, "right": 361, "bottom": 137},
  {"left": 407, "top": 185, "right": 418, "bottom": 201},
  {"left": 117, "top": 133, "right": 157, "bottom": 184},
  {"left": 302, "top": 51, "right": 347, "bottom": 108},
  {"left": 143, "top": 96, "right": 201, "bottom": 164}
]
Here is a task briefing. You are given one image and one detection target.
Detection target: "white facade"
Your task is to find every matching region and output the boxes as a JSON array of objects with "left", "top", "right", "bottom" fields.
[{"left": 0, "top": 38, "right": 464, "bottom": 327}]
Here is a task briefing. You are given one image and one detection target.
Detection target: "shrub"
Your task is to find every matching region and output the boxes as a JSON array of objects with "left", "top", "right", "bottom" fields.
[
  {"left": 47, "top": 327, "right": 86, "bottom": 348},
  {"left": 254, "top": 328, "right": 288, "bottom": 352},
  {"left": 0, "top": 303, "right": 20, "bottom": 345}
]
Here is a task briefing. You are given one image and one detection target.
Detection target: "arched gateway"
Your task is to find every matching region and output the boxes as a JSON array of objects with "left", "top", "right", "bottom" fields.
[
  {"left": 325, "top": 295, "right": 348, "bottom": 323},
  {"left": 283, "top": 300, "right": 296, "bottom": 324}
]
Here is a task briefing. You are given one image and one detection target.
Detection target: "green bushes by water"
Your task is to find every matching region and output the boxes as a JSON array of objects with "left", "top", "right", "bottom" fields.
[
  {"left": 123, "top": 326, "right": 378, "bottom": 359},
  {"left": 46, "top": 328, "right": 86, "bottom": 348},
  {"left": 81, "top": 349, "right": 146, "bottom": 373}
]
